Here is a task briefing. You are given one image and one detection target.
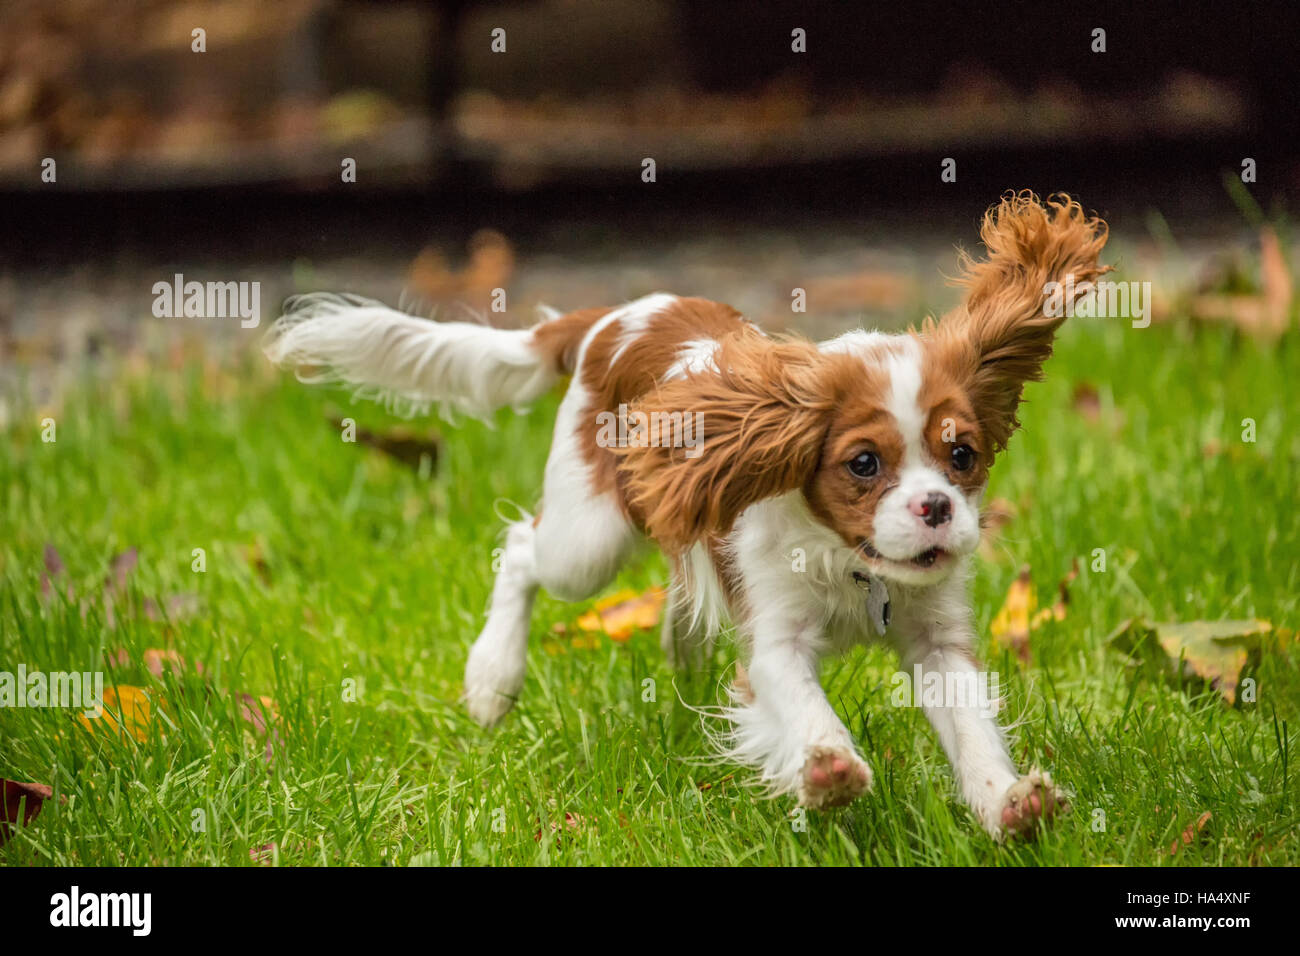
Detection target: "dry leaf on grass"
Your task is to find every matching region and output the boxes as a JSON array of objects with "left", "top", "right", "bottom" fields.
[
  {"left": 328, "top": 414, "right": 440, "bottom": 472},
  {"left": 990, "top": 562, "right": 1077, "bottom": 664},
  {"left": 575, "top": 587, "right": 667, "bottom": 642},
  {"left": 1, "top": 779, "right": 53, "bottom": 845},
  {"left": 1108, "top": 618, "right": 1269, "bottom": 705},
  {"left": 78, "top": 685, "right": 156, "bottom": 742},
  {"left": 990, "top": 566, "right": 1035, "bottom": 663},
  {"left": 1170, "top": 810, "right": 1213, "bottom": 856}
]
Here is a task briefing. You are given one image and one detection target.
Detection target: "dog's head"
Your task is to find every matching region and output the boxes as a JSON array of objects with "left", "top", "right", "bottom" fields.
[{"left": 618, "top": 192, "right": 1109, "bottom": 584}]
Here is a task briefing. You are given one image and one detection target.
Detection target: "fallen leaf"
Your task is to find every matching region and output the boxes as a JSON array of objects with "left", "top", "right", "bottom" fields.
[
  {"left": 1108, "top": 618, "right": 1270, "bottom": 704},
  {"left": 329, "top": 414, "right": 440, "bottom": 472},
  {"left": 1030, "top": 559, "right": 1078, "bottom": 628},
  {"left": 0, "top": 779, "right": 53, "bottom": 845},
  {"left": 1170, "top": 810, "right": 1213, "bottom": 856},
  {"left": 78, "top": 685, "right": 156, "bottom": 741},
  {"left": 990, "top": 566, "right": 1035, "bottom": 663},
  {"left": 575, "top": 587, "right": 667, "bottom": 642}
]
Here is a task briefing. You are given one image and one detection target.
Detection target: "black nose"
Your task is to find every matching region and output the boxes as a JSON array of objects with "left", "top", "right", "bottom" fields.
[{"left": 921, "top": 492, "right": 952, "bottom": 528}]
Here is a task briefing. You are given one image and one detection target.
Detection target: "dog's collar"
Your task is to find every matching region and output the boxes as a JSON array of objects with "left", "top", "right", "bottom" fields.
[{"left": 851, "top": 571, "right": 891, "bottom": 636}]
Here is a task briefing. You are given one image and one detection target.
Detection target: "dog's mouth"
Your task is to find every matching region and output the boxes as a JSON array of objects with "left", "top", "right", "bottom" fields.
[{"left": 859, "top": 540, "right": 949, "bottom": 570}]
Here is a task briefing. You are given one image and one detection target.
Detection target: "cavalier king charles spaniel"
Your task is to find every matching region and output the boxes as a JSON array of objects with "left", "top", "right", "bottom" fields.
[{"left": 266, "top": 191, "right": 1108, "bottom": 839}]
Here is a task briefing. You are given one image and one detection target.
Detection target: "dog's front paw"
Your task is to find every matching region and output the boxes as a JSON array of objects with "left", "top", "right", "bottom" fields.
[
  {"left": 463, "top": 644, "right": 523, "bottom": 728},
  {"left": 797, "top": 746, "right": 873, "bottom": 809},
  {"left": 997, "top": 769, "right": 1068, "bottom": 839}
]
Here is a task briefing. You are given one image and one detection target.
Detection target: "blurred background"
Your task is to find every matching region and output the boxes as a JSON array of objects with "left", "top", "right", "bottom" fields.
[{"left": 1, "top": 0, "right": 1297, "bottom": 406}]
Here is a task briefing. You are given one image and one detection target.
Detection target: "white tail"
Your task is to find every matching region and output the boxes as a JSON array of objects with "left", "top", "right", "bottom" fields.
[{"left": 263, "top": 294, "right": 560, "bottom": 419}]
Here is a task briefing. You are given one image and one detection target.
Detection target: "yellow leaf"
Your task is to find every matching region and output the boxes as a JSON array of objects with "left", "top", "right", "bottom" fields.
[
  {"left": 990, "top": 566, "right": 1035, "bottom": 663},
  {"left": 575, "top": 587, "right": 667, "bottom": 642},
  {"left": 991, "top": 561, "right": 1077, "bottom": 663},
  {"left": 78, "top": 685, "right": 156, "bottom": 742}
]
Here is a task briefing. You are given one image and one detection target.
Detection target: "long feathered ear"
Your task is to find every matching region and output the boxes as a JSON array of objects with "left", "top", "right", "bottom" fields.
[
  {"left": 927, "top": 191, "right": 1110, "bottom": 452},
  {"left": 613, "top": 332, "right": 844, "bottom": 555}
]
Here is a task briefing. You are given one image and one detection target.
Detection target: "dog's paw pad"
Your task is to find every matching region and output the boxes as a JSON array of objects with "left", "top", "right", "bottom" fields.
[
  {"left": 999, "top": 769, "right": 1067, "bottom": 838},
  {"left": 797, "top": 746, "right": 872, "bottom": 809}
]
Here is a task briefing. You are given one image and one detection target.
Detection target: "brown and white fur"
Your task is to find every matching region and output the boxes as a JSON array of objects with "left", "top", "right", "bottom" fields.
[{"left": 265, "top": 192, "right": 1108, "bottom": 839}]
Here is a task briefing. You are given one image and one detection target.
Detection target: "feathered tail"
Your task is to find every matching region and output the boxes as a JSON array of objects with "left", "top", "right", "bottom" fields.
[{"left": 263, "top": 294, "right": 571, "bottom": 420}]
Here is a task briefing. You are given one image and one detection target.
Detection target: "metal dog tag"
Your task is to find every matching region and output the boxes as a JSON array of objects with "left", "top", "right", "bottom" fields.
[{"left": 852, "top": 571, "right": 891, "bottom": 636}]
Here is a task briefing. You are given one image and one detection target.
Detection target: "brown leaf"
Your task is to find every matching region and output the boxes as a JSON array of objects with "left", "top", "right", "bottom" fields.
[
  {"left": 1108, "top": 618, "right": 1269, "bottom": 704},
  {"left": 1170, "top": 810, "right": 1212, "bottom": 856},
  {"left": 1, "top": 779, "right": 53, "bottom": 845},
  {"left": 330, "top": 415, "right": 440, "bottom": 472}
]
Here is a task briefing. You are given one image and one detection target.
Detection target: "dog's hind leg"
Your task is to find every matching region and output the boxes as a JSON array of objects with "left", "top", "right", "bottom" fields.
[
  {"left": 464, "top": 378, "right": 637, "bottom": 725},
  {"left": 464, "top": 517, "right": 540, "bottom": 726}
]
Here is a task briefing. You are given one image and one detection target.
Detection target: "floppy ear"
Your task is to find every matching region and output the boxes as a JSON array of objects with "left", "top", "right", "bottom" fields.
[
  {"left": 927, "top": 191, "right": 1110, "bottom": 452},
  {"left": 614, "top": 331, "right": 843, "bottom": 554}
]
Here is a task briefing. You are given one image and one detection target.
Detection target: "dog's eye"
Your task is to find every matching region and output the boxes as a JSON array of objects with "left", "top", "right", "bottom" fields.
[
  {"left": 847, "top": 451, "right": 879, "bottom": 478},
  {"left": 951, "top": 444, "right": 976, "bottom": 472}
]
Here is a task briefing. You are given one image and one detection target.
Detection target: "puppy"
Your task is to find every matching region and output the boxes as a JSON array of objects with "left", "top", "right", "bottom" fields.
[{"left": 265, "top": 191, "right": 1108, "bottom": 838}]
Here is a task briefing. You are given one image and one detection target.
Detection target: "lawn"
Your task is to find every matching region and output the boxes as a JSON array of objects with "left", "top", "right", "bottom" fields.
[{"left": 1, "top": 312, "right": 1297, "bottom": 866}]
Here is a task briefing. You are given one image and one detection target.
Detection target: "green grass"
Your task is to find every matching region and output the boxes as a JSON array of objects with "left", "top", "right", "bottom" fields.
[{"left": 1, "top": 316, "right": 1297, "bottom": 866}]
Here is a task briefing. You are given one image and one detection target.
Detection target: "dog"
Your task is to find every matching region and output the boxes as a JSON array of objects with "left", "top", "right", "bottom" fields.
[{"left": 265, "top": 191, "right": 1108, "bottom": 839}]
